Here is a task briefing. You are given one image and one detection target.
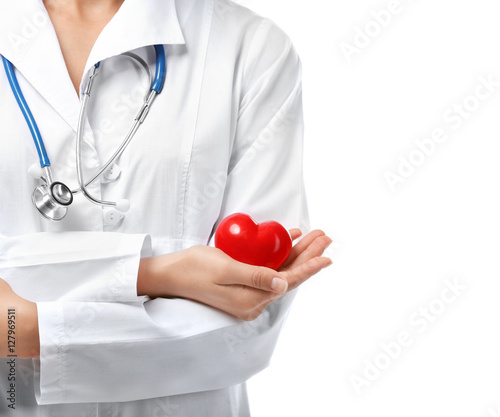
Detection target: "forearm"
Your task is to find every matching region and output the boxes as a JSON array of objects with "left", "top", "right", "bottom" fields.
[
  {"left": 137, "top": 251, "right": 187, "bottom": 299},
  {"left": 0, "top": 280, "right": 40, "bottom": 358}
]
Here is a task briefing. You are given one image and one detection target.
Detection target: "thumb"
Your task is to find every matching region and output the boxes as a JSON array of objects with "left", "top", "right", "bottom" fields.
[{"left": 224, "top": 261, "right": 289, "bottom": 294}]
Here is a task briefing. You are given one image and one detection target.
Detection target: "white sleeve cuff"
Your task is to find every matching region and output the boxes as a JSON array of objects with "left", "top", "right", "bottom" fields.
[
  {"left": 33, "top": 301, "right": 64, "bottom": 405},
  {"left": 0, "top": 232, "right": 152, "bottom": 302}
]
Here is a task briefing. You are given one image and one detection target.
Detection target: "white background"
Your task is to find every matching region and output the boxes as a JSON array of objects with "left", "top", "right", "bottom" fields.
[{"left": 244, "top": 1, "right": 500, "bottom": 416}]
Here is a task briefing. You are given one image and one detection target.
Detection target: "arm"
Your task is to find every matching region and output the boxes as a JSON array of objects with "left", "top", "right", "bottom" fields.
[
  {"left": 137, "top": 230, "right": 331, "bottom": 320},
  {"left": 0, "top": 279, "right": 39, "bottom": 358},
  {"left": 0, "top": 229, "right": 330, "bottom": 358},
  {"left": 0, "top": 231, "right": 150, "bottom": 358},
  {"left": 0, "top": 231, "right": 150, "bottom": 359},
  {"left": 0, "top": 229, "right": 329, "bottom": 360}
]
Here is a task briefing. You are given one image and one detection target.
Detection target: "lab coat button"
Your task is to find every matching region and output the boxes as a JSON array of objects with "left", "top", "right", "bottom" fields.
[
  {"left": 103, "top": 207, "right": 124, "bottom": 226},
  {"left": 102, "top": 164, "right": 122, "bottom": 182}
]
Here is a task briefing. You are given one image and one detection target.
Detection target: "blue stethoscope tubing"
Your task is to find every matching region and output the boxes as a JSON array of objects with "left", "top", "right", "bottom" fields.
[
  {"left": 151, "top": 44, "right": 166, "bottom": 93},
  {"left": 1, "top": 44, "right": 166, "bottom": 220},
  {"left": 2, "top": 56, "right": 51, "bottom": 168}
]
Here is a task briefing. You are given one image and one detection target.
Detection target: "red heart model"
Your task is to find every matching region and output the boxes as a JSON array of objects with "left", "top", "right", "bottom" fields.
[{"left": 214, "top": 213, "right": 292, "bottom": 270}]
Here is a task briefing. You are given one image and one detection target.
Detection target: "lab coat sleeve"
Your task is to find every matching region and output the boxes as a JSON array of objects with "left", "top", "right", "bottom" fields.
[
  {"left": 210, "top": 17, "right": 310, "bottom": 237},
  {"left": 33, "top": 20, "right": 310, "bottom": 405},
  {"left": 0, "top": 232, "right": 152, "bottom": 302}
]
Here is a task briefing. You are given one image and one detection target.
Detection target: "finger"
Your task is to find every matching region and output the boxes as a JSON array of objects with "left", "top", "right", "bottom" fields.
[
  {"left": 281, "top": 256, "right": 332, "bottom": 291},
  {"left": 282, "top": 229, "right": 328, "bottom": 269},
  {"left": 221, "top": 262, "right": 289, "bottom": 294},
  {"left": 280, "top": 229, "right": 302, "bottom": 269},
  {"left": 293, "top": 229, "right": 328, "bottom": 254},
  {"left": 288, "top": 235, "right": 332, "bottom": 269},
  {"left": 289, "top": 228, "right": 302, "bottom": 241}
]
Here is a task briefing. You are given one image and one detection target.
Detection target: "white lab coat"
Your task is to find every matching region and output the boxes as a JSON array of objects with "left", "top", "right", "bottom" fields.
[{"left": 0, "top": 0, "right": 309, "bottom": 415}]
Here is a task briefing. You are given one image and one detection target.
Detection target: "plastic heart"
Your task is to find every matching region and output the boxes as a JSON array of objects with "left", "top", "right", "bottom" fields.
[{"left": 215, "top": 213, "right": 292, "bottom": 270}]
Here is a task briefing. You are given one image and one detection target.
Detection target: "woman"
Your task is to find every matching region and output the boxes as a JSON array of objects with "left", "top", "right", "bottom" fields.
[{"left": 0, "top": 0, "right": 332, "bottom": 415}]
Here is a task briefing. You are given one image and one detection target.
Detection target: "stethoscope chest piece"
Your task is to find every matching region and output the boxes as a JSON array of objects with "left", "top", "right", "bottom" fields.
[{"left": 32, "top": 181, "right": 73, "bottom": 221}]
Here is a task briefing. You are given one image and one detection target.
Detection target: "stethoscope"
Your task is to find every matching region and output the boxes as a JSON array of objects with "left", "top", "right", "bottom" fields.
[{"left": 1, "top": 44, "right": 166, "bottom": 221}]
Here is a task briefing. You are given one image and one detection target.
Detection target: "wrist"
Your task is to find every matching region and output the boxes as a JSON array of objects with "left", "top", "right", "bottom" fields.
[
  {"left": 137, "top": 252, "right": 190, "bottom": 299},
  {"left": 137, "top": 256, "right": 156, "bottom": 296},
  {"left": 19, "top": 301, "right": 39, "bottom": 358}
]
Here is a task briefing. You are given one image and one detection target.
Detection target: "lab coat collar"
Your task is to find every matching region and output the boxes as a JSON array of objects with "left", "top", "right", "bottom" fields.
[{"left": 0, "top": 0, "right": 185, "bottom": 131}]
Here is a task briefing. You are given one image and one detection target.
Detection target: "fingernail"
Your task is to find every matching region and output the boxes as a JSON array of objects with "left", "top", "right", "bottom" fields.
[{"left": 271, "top": 277, "right": 288, "bottom": 293}]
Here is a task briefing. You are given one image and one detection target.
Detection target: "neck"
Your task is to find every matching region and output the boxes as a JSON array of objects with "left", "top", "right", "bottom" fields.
[{"left": 44, "top": 0, "right": 124, "bottom": 20}]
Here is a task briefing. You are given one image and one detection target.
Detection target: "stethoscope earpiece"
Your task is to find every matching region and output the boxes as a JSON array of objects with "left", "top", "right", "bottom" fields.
[
  {"left": 27, "top": 163, "right": 44, "bottom": 179},
  {"left": 115, "top": 199, "right": 130, "bottom": 213}
]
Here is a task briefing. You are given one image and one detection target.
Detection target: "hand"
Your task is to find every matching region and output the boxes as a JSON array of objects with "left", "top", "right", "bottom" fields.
[
  {"left": 138, "top": 229, "right": 332, "bottom": 321},
  {"left": 0, "top": 279, "right": 40, "bottom": 358},
  {"left": 247, "top": 228, "right": 333, "bottom": 318},
  {"left": 280, "top": 228, "right": 333, "bottom": 291}
]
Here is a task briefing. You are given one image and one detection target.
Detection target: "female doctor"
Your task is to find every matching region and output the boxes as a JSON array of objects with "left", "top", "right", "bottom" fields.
[{"left": 0, "top": 0, "right": 332, "bottom": 415}]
